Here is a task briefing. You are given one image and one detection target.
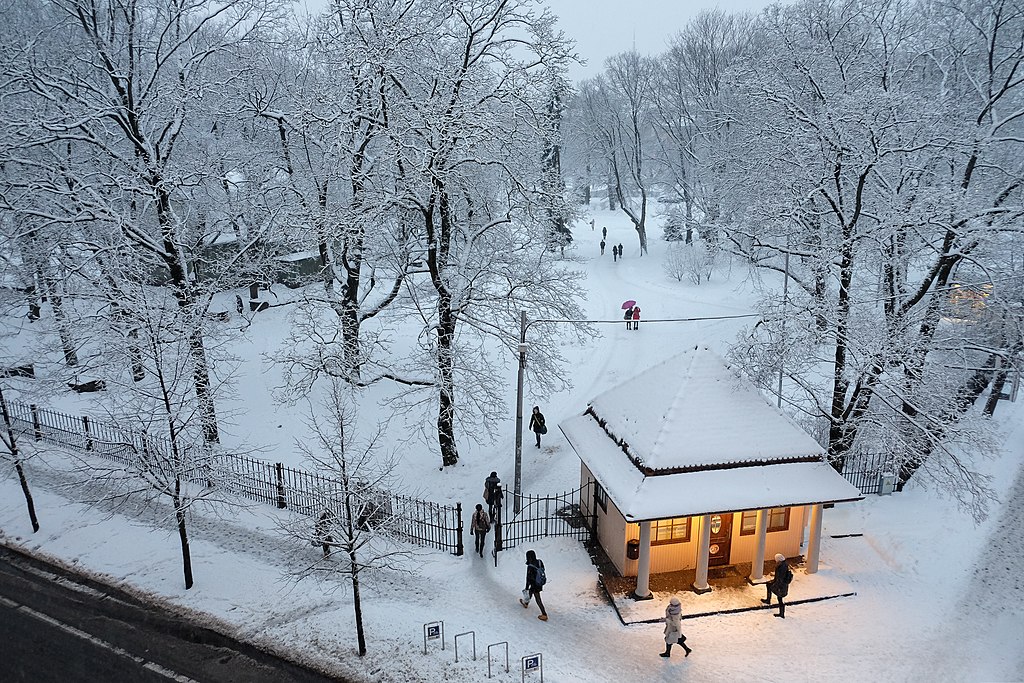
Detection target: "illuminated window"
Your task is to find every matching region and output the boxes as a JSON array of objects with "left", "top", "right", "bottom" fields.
[
  {"left": 739, "top": 508, "right": 791, "bottom": 535},
  {"left": 650, "top": 517, "right": 691, "bottom": 545}
]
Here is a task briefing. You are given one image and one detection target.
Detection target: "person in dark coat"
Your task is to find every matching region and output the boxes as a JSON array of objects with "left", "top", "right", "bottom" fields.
[
  {"left": 660, "top": 596, "right": 692, "bottom": 658},
  {"left": 761, "top": 553, "right": 793, "bottom": 618},
  {"left": 624, "top": 306, "right": 633, "bottom": 329},
  {"left": 529, "top": 406, "right": 546, "bottom": 448},
  {"left": 602, "top": 226, "right": 607, "bottom": 240},
  {"left": 471, "top": 503, "right": 491, "bottom": 557},
  {"left": 315, "top": 509, "right": 335, "bottom": 558},
  {"left": 617, "top": 243, "right": 624, "bottom": 258},
  {"left": 519, "top": 549, "right": 548, "bottom": 620},
  {"left": 484, "top": 471, "right": 501, "bottom": 520},
  {"left": 600, "top": 239, "right": 606, "bottom": 255}
]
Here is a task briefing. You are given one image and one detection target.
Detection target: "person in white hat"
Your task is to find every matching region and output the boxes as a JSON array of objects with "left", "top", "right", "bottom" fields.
[
  {"left": 659, "top": 596, "right": 692, "bottom": 658},
  {"left": 761, "top": 553, "right": 794, "bottom": 618}
]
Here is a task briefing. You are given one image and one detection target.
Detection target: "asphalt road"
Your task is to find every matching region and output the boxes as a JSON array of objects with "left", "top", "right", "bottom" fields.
[{"left": 0, "top": 545, "right": 345, "bottom": 682}]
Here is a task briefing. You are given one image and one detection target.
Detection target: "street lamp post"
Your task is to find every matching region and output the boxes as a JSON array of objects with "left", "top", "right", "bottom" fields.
[{"left": 514, "top": 311, "right": 527, "bottom": 514}]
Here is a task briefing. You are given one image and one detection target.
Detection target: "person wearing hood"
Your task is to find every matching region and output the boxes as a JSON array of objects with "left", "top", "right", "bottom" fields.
[
  {"left": 529, "top": 406, "right": 547, "bottom": 449},
  {"left": 660, "top": 596, "right": 692, "bottom": 658},
  {"left": 762, "top": 553, "right": 794, "bottom": 618},
  {"left": 519, "top": 549, "right": 548, "bottom": 621},
  {"left": 483, "top": 471, "right": 501, "bottom": 520}
]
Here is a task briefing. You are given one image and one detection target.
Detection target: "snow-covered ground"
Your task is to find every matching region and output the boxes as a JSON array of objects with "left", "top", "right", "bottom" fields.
[{"left": 3, "top": 207, "right": 1023, "bottom": 682}]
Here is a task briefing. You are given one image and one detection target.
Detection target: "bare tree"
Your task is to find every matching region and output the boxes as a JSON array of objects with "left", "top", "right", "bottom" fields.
[
  {"left": 576, "top": 51, "right": 658, "bottom": 255},
  {"left": 285, "top": 383, "right": 410, "bottom": 657},
  {"left": 717, "top": 0, "right": 1024, "bottom": 515},
  {"left": 0, "top": 388, "right": 40, "bottom": 532},
  {"left": 3, "top": 0, "right": 286, "bottom": 445}
]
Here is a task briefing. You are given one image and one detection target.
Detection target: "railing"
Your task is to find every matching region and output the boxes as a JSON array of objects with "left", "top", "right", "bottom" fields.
[
  {"left": 503, "top": 483, "right": 595, "bottom": 549},
  {"left": 841, "top": 451, "right": 899, "bottom": 495},
  {"left": 1, "top": 395, "right": 464, "bottom": 555}
]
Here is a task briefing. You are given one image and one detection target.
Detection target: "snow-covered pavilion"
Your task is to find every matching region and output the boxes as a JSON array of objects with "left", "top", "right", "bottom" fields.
[{"left": 559, "top": 346, "right": 863, "bottom": 597}]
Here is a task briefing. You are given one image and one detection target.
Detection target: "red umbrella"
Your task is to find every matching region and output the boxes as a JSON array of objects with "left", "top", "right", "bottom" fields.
[{"left": 621, "top": 300, "right": 636, "bottom": 309}]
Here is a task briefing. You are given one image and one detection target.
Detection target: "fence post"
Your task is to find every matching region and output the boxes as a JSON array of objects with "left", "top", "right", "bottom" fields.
[
  {"left": 82, "top": 415, "right": 93, "bottom": 451},
  {"left": 455, "top": 502, "right": 464, "bottom": 556},
  {"left": 30, "top": 404, "right": 41, "bottom": 441},
  {"left": 275, "top": 462, "right": 287, "bottom": 509}
]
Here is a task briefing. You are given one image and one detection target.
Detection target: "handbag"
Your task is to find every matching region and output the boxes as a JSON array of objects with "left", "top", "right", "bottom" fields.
[
  {"left": 539, "top": 424, "right": 547, "bottom": 435},
  {"left": 521, "top": 589, "right": 531, "bottom": 603}
]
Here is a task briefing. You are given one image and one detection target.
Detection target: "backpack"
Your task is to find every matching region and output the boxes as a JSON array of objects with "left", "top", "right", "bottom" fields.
[{"left": 531, "top": 561, "right": 547, "bottom": 587}]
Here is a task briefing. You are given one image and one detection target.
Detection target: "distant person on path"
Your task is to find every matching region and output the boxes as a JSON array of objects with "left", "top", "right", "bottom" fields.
[
  {"left": 602, "top": 226, "right": 607, "bottom": 240},
  {"left": 529, "top": 406, "right": 547, "bottom": 448},
  {"left": 471, "top": 503, "right": 491, "bottom": 557},
  {"left": 660, "top": 596, "right": 692, "bottom": 658},
  {"left": 484, "top": 471, "right": 501, "bottom": 520},
  {"left": 632, "top": 306, "right": 641, "bottom": 331},
  {"left": 600, "top": 240, "right": 606, "bottom": 255},
  {"left": 315, "top": 509, "right": 335, "bottom": 558},
  {"left": 612, "top": 245, "right": 618, "bottom": 262},
  {"left": 624, "top": 306, "right": 633, "bottom": 329},
  {"left": 617, "top": 243, "right": 624, "bottom": 258},
  {"left": 519, "top": 549, "right": 548, "bottom": 621},
  {"left": 761, "top": 553, "right": 793, "bottom": 618}
]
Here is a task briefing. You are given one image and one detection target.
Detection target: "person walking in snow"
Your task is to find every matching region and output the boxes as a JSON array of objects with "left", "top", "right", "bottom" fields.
[
  {"left": 602, "top": 226, "right": 607, "bottom": 240},
  {"left": 529, "top": 406, "right": 547, "bottom": 448},
  {"left": 612, "top": 244, "right": 618, "bottom": 262},
  {"left": 519, "top": 549, "right": 548, "bottom": 621},
  {"left": 600, "top": 239, "right": 606, "bottom": 255},
  {"left": 761, "top": 553, "right": 793, "bottom": 618},
  {"left": 617, "top": 243, "right": 624, "bottom": 259},
  {"left": 624, "top": 306, "right": 633, "bottom": 329},
  {"left": 660, "top": 596, "right": 692, "bottom": 658},
  {"left": 484, "top": 471, "right": 501, "bottom": 520},
  {"left": 314, "top": 509, "right": 335, "bottom": 558},
  {"left": 471, "top": 503, "right": 491, "bottom": 557},
  {"left": 631, "top": 306, "right": 641, "bottom": 331}
]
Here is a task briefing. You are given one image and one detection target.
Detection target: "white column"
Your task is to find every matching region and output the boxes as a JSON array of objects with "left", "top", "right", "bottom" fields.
[
  {"left": 692, "top": 514, "right": 712, "bottom": 593},
  {"left": 634, "top": 521, "right": 653, "bottom": 599},
  {"left": 806, "top": 504, "right": 823, "bottom": 574},
  {"left": 748, "top": 508, "right": 769, "bottom": 583}
]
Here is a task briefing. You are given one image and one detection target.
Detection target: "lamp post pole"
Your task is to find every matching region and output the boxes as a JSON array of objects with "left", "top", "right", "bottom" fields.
[{"left": 514, "top": 311, "right": 527, "bottom": 514}]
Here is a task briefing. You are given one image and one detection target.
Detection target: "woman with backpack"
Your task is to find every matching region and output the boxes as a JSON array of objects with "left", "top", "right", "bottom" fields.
[
  {"left": 519, "top": 549, "right": 548, "bottom": 621},
  {"left": 471, "top": 503, "right": 491, "bottom": 557},
  {"left": 529, "top": 406, "right": 547, "bottom": 449}
]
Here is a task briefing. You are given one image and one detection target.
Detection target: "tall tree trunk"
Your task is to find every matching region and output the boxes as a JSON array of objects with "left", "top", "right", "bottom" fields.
[
  {"left": 154, "top": 182, "right": 219, "bottom": 444},
  {"left": 173, "top": 480, "right": 194, "bottom": 590},
  {"left": 1, "top": 389, "right": 40, "bottom": 532},
  {"left": 15, "top": 462, "right": 40, "bottom": 533},
  {"left": 436, "top": 302, "right": 459, "bottom": 468},
  {"left": 349, "top": 549, "right": 366, "bottom": 656},
  {"left": 827, "top": 239, "right": 856, "bottom": 472}
]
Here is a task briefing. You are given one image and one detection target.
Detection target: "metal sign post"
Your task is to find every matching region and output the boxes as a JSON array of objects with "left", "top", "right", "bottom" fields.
[
  {"left": 522, "top": 653, "right": 543, "bottom": 682},
  {"left": 422, "top": 621, "right": 444, "bottom": 655}
]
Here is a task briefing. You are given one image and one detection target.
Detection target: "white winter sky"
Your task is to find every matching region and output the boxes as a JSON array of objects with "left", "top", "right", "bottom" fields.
[
  {"left": 545, "top": 0, "right": 781, "bottom": 80},
  {"left": 294, "top": 0, "right": 785, "bottom": 82}
]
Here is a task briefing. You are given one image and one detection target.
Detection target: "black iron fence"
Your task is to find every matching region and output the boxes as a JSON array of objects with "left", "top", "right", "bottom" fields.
[
  {"left": 841, "top": 451, "right": 899, "bottom": 495},
  {"left": 502, "top": 483, "right": 595, "bottom": 550},
  {"left": 1, "top": 396, "right": 463, "bottom": 555}
]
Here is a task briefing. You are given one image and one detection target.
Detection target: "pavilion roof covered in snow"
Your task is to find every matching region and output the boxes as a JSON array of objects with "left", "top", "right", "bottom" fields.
[{"left": 559, "top": 346, "right": 863, "bottom": 521}]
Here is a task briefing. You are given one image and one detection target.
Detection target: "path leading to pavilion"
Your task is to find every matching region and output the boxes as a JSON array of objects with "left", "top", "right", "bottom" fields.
[{"left": 598, "top": 543, "right": 870, "bottom": 625}]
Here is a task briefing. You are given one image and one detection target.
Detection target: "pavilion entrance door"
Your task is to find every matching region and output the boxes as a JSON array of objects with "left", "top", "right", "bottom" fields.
[{"left": 707, "top": 513, "right": 733, "bottom": 567}]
